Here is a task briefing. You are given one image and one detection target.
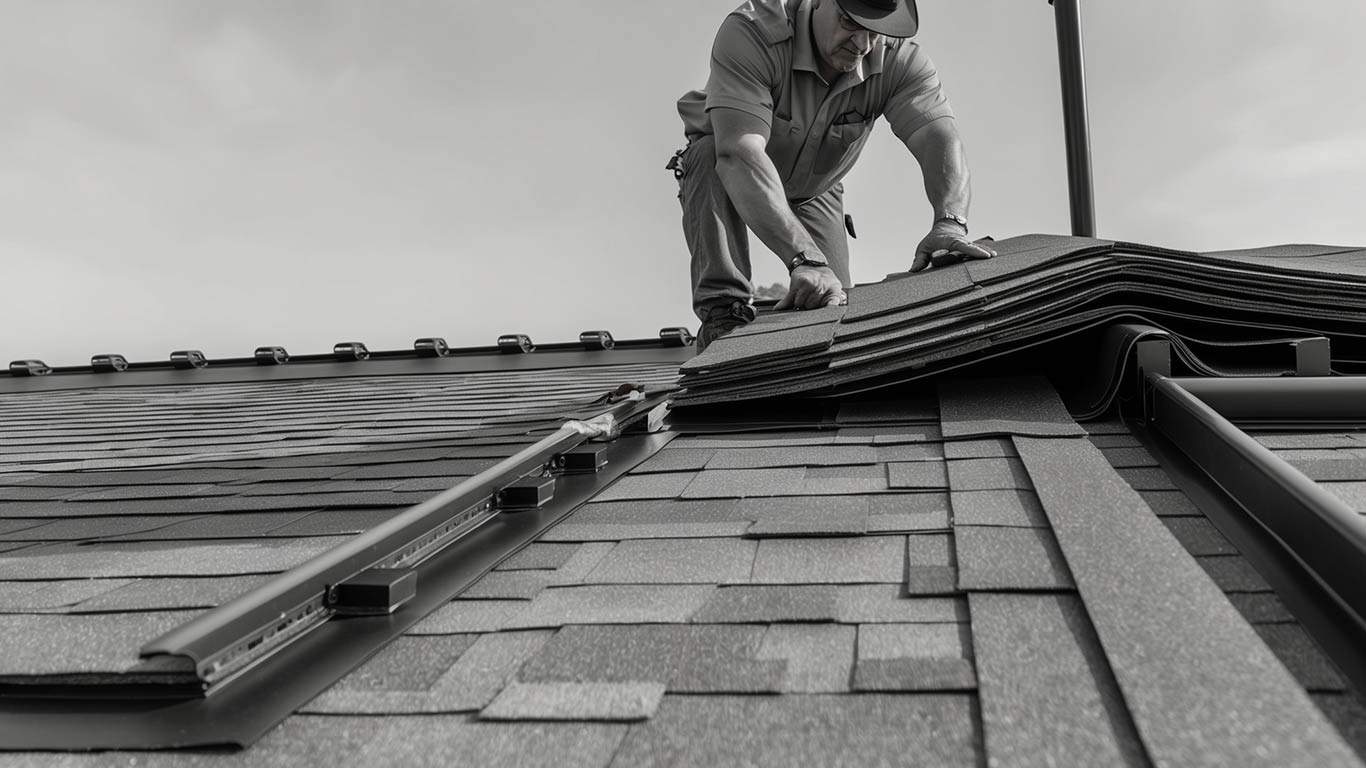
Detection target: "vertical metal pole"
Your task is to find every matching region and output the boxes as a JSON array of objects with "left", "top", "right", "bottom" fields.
[{"left": 1052, "top": 0, "right": 1097, "bottom": 237}]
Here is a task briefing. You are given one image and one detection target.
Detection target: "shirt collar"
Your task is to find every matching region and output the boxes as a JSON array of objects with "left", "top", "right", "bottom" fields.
[{"left": 792, "top": 0, "right": 885, "bottom": 85}]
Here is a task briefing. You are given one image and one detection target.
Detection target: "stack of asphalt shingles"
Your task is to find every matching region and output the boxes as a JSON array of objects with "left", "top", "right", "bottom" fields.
[
  {"left": 0, "top": 362, "right": 676, "bottom": 689},
  {"left": 676, "top": 234, "right": 1366, "bottom": 406},
  {"left": 251, "top": 375, "right": 1364, "bottom": 767}
]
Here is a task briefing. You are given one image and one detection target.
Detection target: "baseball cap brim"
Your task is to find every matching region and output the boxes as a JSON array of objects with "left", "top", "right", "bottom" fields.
[{"left": 835, "top": 0, "right": 918, "bottom": 38}]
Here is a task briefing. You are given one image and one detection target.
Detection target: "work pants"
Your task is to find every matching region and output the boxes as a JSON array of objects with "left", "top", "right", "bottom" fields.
[{"left": 676, "top": 135, "right": 851, "bottom": 321}]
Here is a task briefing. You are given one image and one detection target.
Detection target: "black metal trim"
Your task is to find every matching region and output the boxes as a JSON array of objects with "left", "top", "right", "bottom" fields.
[
  {"left": 0, "top": 430, "right": 675, "bottom": 750},
  {"left": 1146, "top": 374, "right": 1366, "bottom": 629},
  {"left": 1166, "top": 376, "right": 1366, "bottom": 426},
  {"left": 1050, "top": 0, "right": 1097, "bottom": 237},
  {"left": 1132, "top": 421, "right": 1366, "bottom": 700}
]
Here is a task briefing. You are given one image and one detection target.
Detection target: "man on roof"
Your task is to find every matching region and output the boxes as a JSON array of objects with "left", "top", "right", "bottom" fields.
[{"left": 674, "top": 0, "right": 995, "bottom": 350}]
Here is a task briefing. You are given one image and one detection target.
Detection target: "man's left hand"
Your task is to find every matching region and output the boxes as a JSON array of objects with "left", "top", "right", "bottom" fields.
[{"left": 910, "top": 226, "right": 996, "bottom": 272}]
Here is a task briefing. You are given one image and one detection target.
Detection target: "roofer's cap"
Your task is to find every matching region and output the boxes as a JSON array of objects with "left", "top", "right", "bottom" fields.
[{"left": 835, "top": 0, "right": 918, "bottom": 38}]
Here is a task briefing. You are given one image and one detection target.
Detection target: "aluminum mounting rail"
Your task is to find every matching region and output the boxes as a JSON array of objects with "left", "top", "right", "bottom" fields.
[
  {"left": 1145, "top": 373, "right": 1366, "bottom": 626},
  {"left": 141, "top": 392, "right": 664, "bottom": 693}
]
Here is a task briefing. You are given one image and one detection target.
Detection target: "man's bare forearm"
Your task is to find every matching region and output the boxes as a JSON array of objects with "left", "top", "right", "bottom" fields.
[
  {"left": 906, "top": 119, "right": 972, "bottom": 229},
  {"left": 715, "top": 140, "right": 822, "bottom": 265}
]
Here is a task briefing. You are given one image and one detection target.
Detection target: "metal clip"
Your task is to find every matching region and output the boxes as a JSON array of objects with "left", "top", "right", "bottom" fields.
[
  {"left": 254, "top": 346, "right": 289, "bottom": 365},
  {"left": 8, "top": 360, "right": 50, "bottom": 377},
  {"left": 333, "top": 342, "right": 370, "bottom": 361},
  {"left": 666, "top": 148, "right": 685, "bottom": 180},
  {"left": 91, "top": 354, "right": 129, "bottom": 373},
  {"left": 498, "top": 334, "right": 534, "bottom": 353},
  {"left": 552, "top": 446, "right": 609, "bottom": 474},
  {"left": 495, "top": 477, "right": 556, "bottom": 511},
  {"left": 414, "top": 337, "right": 450, "bottom": 357},
  {"left": 580, "top": 330, "right": 614, "bottom": 350},
  {"left": 659, "top": 327, "right": 695, "bottom": 347},
  {"left": 170, "top": 350, "right": 208, "bottom": 369}
]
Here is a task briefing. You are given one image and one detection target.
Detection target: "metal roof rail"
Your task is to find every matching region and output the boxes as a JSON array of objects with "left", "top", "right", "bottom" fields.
[{"left": 139, "top": 391, "right": 660, "bottom": 693}]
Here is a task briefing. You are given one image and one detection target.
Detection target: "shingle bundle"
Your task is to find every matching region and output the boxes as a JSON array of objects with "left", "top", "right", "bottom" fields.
[{"left": 675, "top": 234, "right": 1366, "bottom": 410}]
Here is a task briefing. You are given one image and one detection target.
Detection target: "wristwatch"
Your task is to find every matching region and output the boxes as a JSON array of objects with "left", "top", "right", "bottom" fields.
[
  {"left": 936, "top": 212, "right": 969, "bottom": 231},
  {"left": 788, "top": 251, "right": 829, "bottom": 271}
]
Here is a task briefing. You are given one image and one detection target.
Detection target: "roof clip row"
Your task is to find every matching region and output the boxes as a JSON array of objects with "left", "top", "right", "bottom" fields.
[
  {"left": 334, "top": 342, "right": 369, "bottom": 361},
  {"left": 171, "top": 350, "right": 207, "bottom": 369},
  {"left": 8, "top": 360, "right": 50, "bottom": 376},
  {"left": 580, "top": 330, "right": 614, "bottom": 350}
]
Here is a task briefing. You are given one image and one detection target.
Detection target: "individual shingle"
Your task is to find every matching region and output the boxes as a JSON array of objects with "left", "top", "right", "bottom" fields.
[
  {"left": 410, "top": 600, "right": 529, "bottom": 634},
  {"left": 835, "top": 586, "right": 966, "bottom": 623},
  {"left": 1284, "top": 458, "right": 1366, "bottom": 482},
  {"left": 541, "top": 521, "right": 753, "bottom": 541},
  {"left": 865, "top": 510, "right": 949, "bottom": 533},
  {"left": 0, "top": 578, "right": 132, "bottom": 612},
  {"left": 502, "top": 585, "right": 715, "bottom": 629},
  {"left": 1115, "top": 467, "right": 1177, "bottom": 491},
  {"left": 1088, "top": 434, "right": 1142, "bottom": 449},
  {"left": 61, "top": 484, "right": 238, "bottom": 502},
  {"left": 0, "top": 515, "right": 201, "bottom": 541},
  {"left": 351, "top": 715, "right": 627, "bottom": 767},
  {"left": 1313, "top": 694, "right": 1366, "bottom": 758},
  {"left": 886, "top": 461, "right": 948, "bottom": 489},
  {"left": 1101, "top": 446, "right": 1159, "bottom": 468},
  {"left": 1015, "top": 436, "right": 1360, "bottom": 767},
  {"left": 736, "top": 495, "right": 868, "bottom": 519},
  {"left": 950, "top": 489, "right": 1047, "bottom": 527},
  {"left": 970, "top": 593, "right": 1148, "bottom": 768},
  {"left": 868, "top": 492, "right": 950, "bottom": 516},
  {"left": 306, "top": 630, "right": 554, "bottom": 714},
  {"left": 937, "top": 376, "right": 1085, "bottom": 438},
  {"left": 592, "top": 473, "right": 697, "bottom": 502},
  {"left": 545, "top": 542, "right": 616, "bottom": 585},
  {"left": 331, "top": 635, "right": 478, "bottom": 692},
  {"left": 1196, "top": 555, "right": 1272, "bottom": 592},
  {"left": 0, "top": 537, "right": 346, "bottom": 579},
  {"left": 1160, "top": 517, "right": 1237, "bottom": 556},
  {"left": 757, "top": 623, "right": 856, "bottom": 693},
  {"left": 582, "top": 539, "right": 755, "bottom": 584},
  {"left": 608, "top": 694, "right": 978, "bottom": 768},
  {"left": 744, "top": 515, "right": 867, "bottom": 537},
  {"left": 835, "top": 425, "right": 941, "bottom": 445},
  {"left": 460, "top": 571, "right": 552, "bottom": 600},
  {"left": 852, "top": 623, "right": 975, "bottom": 691},
  {"left": 1228, "top": 592, "right": 1295, "bottom": 623},
  {"left": 691, "top": 585, "right": 839, "bottom": 623},
  {"left": 1139, "top": 490, "right": 1202, "bottom": 517},
  {"left": 72, "top": 575, "right": 272, "bottom": 612},
  {"left": 752, "top": 536, "right": 906, "bottom": 584},
  {"left": 631, "top": 448, "right": 716, "bottom": 474},
  {"left": 955, "top": 526, "right": 1074, "bottom": 591},
  {"left": 946, "top": 458, "right": 1032, "bottom": 491},
  {"left": 498, "top": 543, "right": 581, "bottom": 571},
  {"left": 518, "top": 624, "right": 785, "bottom": 693},
  {"left": 673, "top": 433, "right": 836, "bottom": 449},
  {"left": 1253, "top": 624, "right": 1346, "bottom": 691},
  {"left": 704, "top": 446, "right": 877, "bottom": 469},
  {"left": 942, "top": 438, "right": 1016, "bottom": 460},
  {"left": 875, "top": 443, "right": 946, "bottom": 462},
  {"left": 0, "top": 611, "right": 197, "bottom": 676},
  {"left": 680, "top": 468, "right": 806, "bottom": 499},
  {"left": 479, "top": 681, "right": 665, "bottom": 722},
  {"left": 263, "top": 508, "right": 397, "bottom": 537},
  {"left": 569, "top": 499, "right": 745, "bottom": 525}
]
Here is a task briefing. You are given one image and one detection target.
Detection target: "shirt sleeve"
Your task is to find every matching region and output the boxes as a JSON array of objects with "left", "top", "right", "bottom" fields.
[
  {"left": 703, "top": 14, "right": 781, "bottom": 128},
  {"left": 882, "top": 42, "right": 955, "bottom": 143}
]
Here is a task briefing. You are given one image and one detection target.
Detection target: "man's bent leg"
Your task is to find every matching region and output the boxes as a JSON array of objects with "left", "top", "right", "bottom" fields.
[
  {"left": 792, "top": 182, "right": 852, "bottom": 289},
  {"left": 678, "top": 135, "right": 755, "bottom": 321}
]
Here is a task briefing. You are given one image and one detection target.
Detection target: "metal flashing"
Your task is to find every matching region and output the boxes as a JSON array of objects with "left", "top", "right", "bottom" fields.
[{"left": 0, "top": 429, "right": 675, "bottom": 750}]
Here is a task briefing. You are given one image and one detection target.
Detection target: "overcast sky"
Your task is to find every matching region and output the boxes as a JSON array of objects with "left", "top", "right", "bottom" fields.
[{"left": 4, "top": 0, "right": 1365, "bottom": 366}]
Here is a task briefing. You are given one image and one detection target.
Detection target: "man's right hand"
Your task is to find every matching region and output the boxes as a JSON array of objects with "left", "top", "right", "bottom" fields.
[{"left": 775, "top": 265, "right": 846, "bottom": 310}]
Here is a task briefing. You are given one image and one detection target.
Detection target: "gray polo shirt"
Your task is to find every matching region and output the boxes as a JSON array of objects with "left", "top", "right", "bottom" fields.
[{"left": 678, "top": 0, "right": 953, "bottom": 201}]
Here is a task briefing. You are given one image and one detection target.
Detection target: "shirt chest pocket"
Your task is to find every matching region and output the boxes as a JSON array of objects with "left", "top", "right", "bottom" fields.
[{"left": 814, "top": 116, "right": 875, "bottom": 175}]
